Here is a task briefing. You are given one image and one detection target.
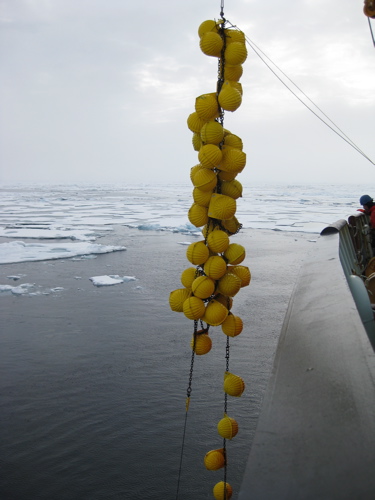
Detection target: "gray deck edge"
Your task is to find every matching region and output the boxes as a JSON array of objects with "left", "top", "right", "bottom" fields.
[{"left": 238, "top": 233, "right": 375, "bottom": 500}]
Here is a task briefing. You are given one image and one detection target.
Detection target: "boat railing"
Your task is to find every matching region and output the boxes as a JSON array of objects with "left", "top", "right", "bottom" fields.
[{"left": 238, "top": 211, "right": 375, "bottom": 500}]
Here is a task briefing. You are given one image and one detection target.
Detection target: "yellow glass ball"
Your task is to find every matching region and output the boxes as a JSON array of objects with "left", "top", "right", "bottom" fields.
[
  {"left": 191, "top": 332, "right": 212, "bottom": 355},
  {"left": 186, "top": 241, "right": 209, "bottom": 265},
  {"left": 204, "top": 448, "right": 225, "bottom": 470},
  {"left": 183, "top": 296, "right": 205, "bottom": 320},
  {"left": 217, "top": 414, "right": 239, "bottom": 439},
  {"left": 213, "top": 481, "right": 233, "bottom": 500}
]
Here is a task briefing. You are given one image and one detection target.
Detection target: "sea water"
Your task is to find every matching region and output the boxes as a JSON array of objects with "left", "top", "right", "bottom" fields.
[{"left": 0, "top": 183, "right": 374, "bottom": 499}]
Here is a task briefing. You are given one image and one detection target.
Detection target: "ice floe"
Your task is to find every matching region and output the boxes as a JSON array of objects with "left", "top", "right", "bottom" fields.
[
  {"left": 0, "top": 241, "right": 126, "bottom": 264},
  {"left": 89, "top": 275, "right": 136, "bottom": 286}
]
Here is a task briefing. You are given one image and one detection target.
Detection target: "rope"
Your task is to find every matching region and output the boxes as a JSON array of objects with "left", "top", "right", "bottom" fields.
[
  {"left": 224, "top": 21, "right": 374, "bottom": 166},
  {"left": 369, "top": 17, "right": 375, "bottom": 47},
  {"left": 244, "top": 34, "right": 375, "bottom": 165},
  {"left": 175, "top": 323, "right": 197, "bottom": 499}
]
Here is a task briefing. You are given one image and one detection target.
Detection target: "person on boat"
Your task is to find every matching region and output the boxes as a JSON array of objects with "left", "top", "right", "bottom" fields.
[
  {"left": 359, "top": 195, "right": 375, "bottom": 228},
  {"left": 359, "top": 195, "right": 375, "bottom": 254}
]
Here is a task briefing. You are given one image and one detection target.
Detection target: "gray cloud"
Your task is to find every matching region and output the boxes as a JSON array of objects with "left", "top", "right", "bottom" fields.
[{"left": 1, "top": 0, "right": 374, "bottom": 185}]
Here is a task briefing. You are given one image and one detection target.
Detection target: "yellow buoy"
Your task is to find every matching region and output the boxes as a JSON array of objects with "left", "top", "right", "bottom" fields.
[
  {"left": 223, "top": 371, "right": 245, "bottom": 397},
  {"left": 198, "top": 19, "right": 219, "bottom": 37},
  {"left": 217, "top": 170, "right": 237, "bottom": 182},
  {"left": 204, "top": 448, "right": 225, "bottom": 470},
  {"left": 183, "top": 296, "right": 206, "bottom": 320},
  {"left": 224, "top": 243, "right": 246, "bottom": 265},
  {"left": 215, "top": 293, "right": 233, "bottom": 310},
  {"left": 191, "top": 275, "right": 216, "bottom": 299},
  {"left": 220, "top": 179, "right": 243, "bottom": 199},
  {"left": 199, "top": 31, "right": 223, "bottom": 57},
  {"left": 190, "top": 164, "right": 204, "bottom": 183},
  {"left": 195, "top": 93, "right": 220, "bottom": 121},
  {"left": 227, "top": 265, "right": 251, "bottom": 287},
  {"left": 224, "top": 64, "right": 243, "bottom": 82},
  {"left": 192, "top": 167, "right": 218, "bottom": 192},
  {"left": 191, "top": 331, "right": 212, "bottom": 355},
  {"left": 188, "top": 203, "right": 209, "bottom": 227},
  {"left": 169, "top": 288, "right": 192, "bottom": 312},
  {"left": 219, "top": 146, "right": 246, "bottom": 173},
  {"left": 208, "top": 193, "right": 237, "bottom": 220},
  {"left": 217, "top": 272, "right": 242, "bottom": 297},
  {"left": 227, "top": 80, "right": 242, "bottom": 96},
  {"left": 225, "top": 29, "right": 246, "bottom": 45},
  {"left": 224, "top": 133, "right": 243, "bottom": 150},
  {"left": 206, "top": 230, "right": 230, "bottom": 253},
  {"left": 213, "top": 481, "right": 233, "bottom": 500},
  {"left": 192, "top": 133, "right": 202, "bottom": 151},
  {"left": 221, "top": 215, "right": 241, "bottom": 234},
  {"left": 225, "top": 41, "right": 248, "bottom": 65},
  {"left": 200, "top": 121, "right": 224, "bottom": 145},
  {"left": 218, "top": 81, "right": 242, "bottom": 112},
  {"left": 193, "top": 187, "right": 213, "bottom": 207},
  {"left": 198, "top": 144, "right": 223, "bottom": 169},
  {"left": 217, "top": 414, "right": 239, "bottom": 439},
  {"left": 186, "top": 240, "right": 210, "bottom": 265},
  {"left": 180, "top": 267, "right": 198, "bottom": 288},
  {"left": 203, "top": 299, "right": 228, "bottom": 326},
  {"left": 221, "top": 313, "right": 243, "bottom": 337},
  {"left": 187, "top": 112, "right": 206, "bottom": 134},
  {"left": 203, "top": 256, "right": 227, "bottom": 280}
]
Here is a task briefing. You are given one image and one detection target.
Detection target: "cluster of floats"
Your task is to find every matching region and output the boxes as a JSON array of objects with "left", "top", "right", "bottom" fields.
[{"left": 170, "top": 17, "right": 249, "bottom": 500}]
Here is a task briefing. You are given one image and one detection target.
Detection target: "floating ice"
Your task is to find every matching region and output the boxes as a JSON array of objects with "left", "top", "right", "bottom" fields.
[
  {"left": 0, "top": 283, "right": 35, "bottom": 295},
  {"left": 89, "top": 275, "right": 137, "bottom": 286},
  {"left": 0, "top": 241, "right": 126, "bottom": 264},
  {"left": 0, "top": 226, "right": 99, "bottom": 241}
]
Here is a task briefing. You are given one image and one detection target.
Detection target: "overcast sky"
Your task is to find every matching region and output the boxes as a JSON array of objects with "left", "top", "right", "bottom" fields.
[{"left": 1, "top": 0, "right": 374, "bottom": 186}]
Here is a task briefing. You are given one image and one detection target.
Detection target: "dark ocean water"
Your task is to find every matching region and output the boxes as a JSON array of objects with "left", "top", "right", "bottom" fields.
[{"left": 0, "top": 228, "right": 311, "bottom": 499}]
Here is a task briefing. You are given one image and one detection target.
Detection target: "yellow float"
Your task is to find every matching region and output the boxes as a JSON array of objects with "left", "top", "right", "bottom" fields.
[{"left": 171, "top": 12, "right": 250, "bottom": 499}]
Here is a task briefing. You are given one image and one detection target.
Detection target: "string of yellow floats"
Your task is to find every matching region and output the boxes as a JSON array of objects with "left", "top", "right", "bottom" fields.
[{"left": 170, "top": 13, "right": 249, "bottom": 500}]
